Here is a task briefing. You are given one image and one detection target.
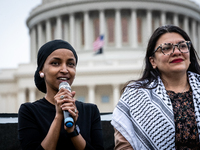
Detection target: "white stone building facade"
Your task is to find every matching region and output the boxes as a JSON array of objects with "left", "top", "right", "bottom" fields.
[{"left": 0, "top": 0, "right": 200, "bottom": 113}]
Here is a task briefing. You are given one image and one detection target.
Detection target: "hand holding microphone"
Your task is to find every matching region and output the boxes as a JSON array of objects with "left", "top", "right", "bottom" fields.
[{"left": 59, "top": 82, "right": 76, "bottom": 128}]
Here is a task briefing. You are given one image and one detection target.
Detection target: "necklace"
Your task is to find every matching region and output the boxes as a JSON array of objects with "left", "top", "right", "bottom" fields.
[{"left": 181, "top": 82, "right": 188, "bottom": 93}]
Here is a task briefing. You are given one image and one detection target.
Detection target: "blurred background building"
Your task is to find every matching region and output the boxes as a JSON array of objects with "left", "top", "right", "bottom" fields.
[{"left": 0, "top": 0, "right": 200, "bottom": 113}]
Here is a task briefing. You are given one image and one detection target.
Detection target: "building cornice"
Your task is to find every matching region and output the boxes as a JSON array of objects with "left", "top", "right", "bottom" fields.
[{"left": 27, "top": 0, "right": 200, "bottom": 29}]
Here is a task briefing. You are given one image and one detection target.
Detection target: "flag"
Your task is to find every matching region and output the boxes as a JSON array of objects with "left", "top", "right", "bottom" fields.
[{"left": 93, "top": 35, "right": 104, "bottom": 54}]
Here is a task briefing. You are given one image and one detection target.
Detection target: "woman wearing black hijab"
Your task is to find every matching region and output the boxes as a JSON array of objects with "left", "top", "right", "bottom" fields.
[{"left": 18, "top": 40, "right": 104, "bottom": 150}]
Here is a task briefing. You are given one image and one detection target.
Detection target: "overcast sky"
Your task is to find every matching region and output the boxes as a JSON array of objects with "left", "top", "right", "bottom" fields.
[{"left": 0, "top": 0, "right": 199, "bottom": 70}]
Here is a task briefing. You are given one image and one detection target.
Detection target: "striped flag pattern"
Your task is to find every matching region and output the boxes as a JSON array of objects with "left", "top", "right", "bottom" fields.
[{"left": 93, "top": 35, "right": 104, "bottom": 54}]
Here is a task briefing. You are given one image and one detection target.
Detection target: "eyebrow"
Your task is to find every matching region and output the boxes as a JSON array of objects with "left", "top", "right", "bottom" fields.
[
  {"left": 51, "top": 57, "right": 61, "bottom": 60},
  {"left": 162, "top": 40, "right": 185, "bottom": 45},
  {"left": 51, "top": 57, "right": 76, "bottom": 65},
  {"left": 177, "top": 40, "right": 185, "bottom": 44},
  {"left": 51, "top": 57, "right": 75, "bottom": 61}
]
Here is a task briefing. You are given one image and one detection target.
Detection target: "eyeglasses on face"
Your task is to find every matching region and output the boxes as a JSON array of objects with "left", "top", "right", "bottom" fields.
[{"left": 153, "top": 41, "right": 191, "bottom": 55}]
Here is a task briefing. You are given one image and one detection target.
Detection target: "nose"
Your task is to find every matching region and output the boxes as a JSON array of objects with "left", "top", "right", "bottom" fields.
[
  {"left": 173, "top": 45, "right": 181, "bottom": 55},
  {"left": 60, "top": 64, "right": 68, "bottom": 74}
]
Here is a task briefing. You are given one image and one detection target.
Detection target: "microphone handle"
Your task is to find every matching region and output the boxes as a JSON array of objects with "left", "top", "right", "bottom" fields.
[{"left": 63, "top": 110, "right": 74, "bottom": 128}]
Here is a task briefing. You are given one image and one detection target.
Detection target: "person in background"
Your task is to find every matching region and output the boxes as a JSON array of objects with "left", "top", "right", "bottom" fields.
[
  {"left": 18, "top": 40, "right": 104, "bottom": 150},
  {"left": 111, "top": 25, "right": 200, "bottom": 150}
]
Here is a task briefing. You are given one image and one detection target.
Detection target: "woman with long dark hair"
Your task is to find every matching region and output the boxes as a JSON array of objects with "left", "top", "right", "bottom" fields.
[{"left": 111, "top": 25, "right": 200, "bottom": 149}]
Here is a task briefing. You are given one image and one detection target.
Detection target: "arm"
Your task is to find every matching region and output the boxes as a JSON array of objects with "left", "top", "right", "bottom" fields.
[
  {"left": 66, "top": 104, "right": 104, "bottom": 150},
  {"left": 69, "top": 129, "right": 86, "bottom": 150},
  {"left": 59, "top": 90, "right": 87, "bottom": 150},
  {"left": 65, "top": 109, "right": 86, "bottom": 150},
  {"left": 114, "top": 128, "right": 134, "bottom": 150},
  {"left": 41, "top": 114, "right": 63, "bottom": 150}
]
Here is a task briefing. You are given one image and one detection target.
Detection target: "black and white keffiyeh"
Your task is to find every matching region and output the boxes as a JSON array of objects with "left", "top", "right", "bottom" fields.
[{"left": 111, "top": 71, "right": 200, "bottom": 150}]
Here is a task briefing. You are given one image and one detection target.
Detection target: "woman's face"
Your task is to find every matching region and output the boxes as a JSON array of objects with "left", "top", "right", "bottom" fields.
[
  {"left": 40, "top": 48, "right": 76, "bottom": 93},
  {"left": 149, "top": 32, "right": 191, "bottom": 77}
]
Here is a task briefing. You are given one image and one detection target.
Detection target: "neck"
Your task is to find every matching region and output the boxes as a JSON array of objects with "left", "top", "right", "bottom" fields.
[
  {"left": 161, "top": 72, "right": 189, "bottom": 93},
  {"left": 45, "top": 89, "right": 58, "bottom": 105}
]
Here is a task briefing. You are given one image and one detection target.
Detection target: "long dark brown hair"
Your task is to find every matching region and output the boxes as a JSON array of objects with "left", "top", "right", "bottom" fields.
[{"left": 123, "top": 25, "right": 200, "bottom": 92}]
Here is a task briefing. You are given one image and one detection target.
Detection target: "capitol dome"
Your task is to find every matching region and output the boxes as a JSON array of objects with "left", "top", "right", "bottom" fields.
[{"left": 0, "top": 0, "right": 200, "bottom": 113}]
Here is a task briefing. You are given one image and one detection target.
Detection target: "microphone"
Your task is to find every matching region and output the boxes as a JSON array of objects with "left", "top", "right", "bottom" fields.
[{"left": 59, "top": 82, "right": 74, "bottom": 128}]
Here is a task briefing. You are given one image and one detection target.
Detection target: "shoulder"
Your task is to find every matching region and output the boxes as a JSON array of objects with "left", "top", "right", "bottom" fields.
[
  {"left": 76, "top": 101, "right": 98, "bottom": 109},
  {"left": 18, "top": 98, "right": 46, "bottom": 114},
  {"left": 123, "top": 82, "right": 148, "bottom": 96},
  {"left": 75, "top": 101, "right": 100, "bottom": 116},
  {"left": 121, "top": 81, "right": 154, "bottom": 104}
]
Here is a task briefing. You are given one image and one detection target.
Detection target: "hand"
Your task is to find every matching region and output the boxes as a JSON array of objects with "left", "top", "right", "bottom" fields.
[
  {"left": 64, "top": 103, "right": 79, "bottom": 133},
  {"left": 54, "top": 88, "right": 75, "bottom": 115},
  {"left": 55, "top": 88, "right": 78, "bottom": 132},
  {"left": 61, "top": 91, "right": 79, "bottom": 133}
]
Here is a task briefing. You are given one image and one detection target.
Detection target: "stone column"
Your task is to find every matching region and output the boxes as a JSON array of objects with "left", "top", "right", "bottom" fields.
[
  {"left": 29, "top": 88, "right": 36, "bottom": 103},
  {"left": 17, "top": 88, "right": 26, "bottom": 109},
  {"left": 63, "top": 18, "right": 69, "bottom": 41},
  {"left": 37, "top": 23, "right": 43, "bottom": 49},
  {"left": 100, "top": 10, "right": 105, "bottom": 36},
  {"left": 173, "top": 13, "right": 179, "bottom": 26},
  {"left": 192, "top": 20, "right": 197, "bottom": 49},
  {"left": 198, "top": 22, "right": 200, "bottom": 54},
  {"left": 131, "top": 9, "right": 137, "bottom": 48},
  {"left": 183, "top": 16, "right": 189, "bottom": 35},
  {"left": 146, "top": 10, "right": 152, "bottom": 41},
  {"left": 7, "top": 94, "right": 15, "bottom": 112},
  {"left": 30, "top": 26, "right": 37, "bottom": 63},
  {"left": 84, "top": 11, "right": 90, "bottom": 50},
  {"left": 56, "top": 16, "right": 62, "bottom": 39},
  {"left": 69, "top": 13, "right": 75, "bottom": 46},
  {"left": 161, "top": 11, "right": 166, "bottom": 26},
  {"left": 0, "top": 94, "right": 6, "bottom": 113},
  {"left": 46, "top": 19, "right": 51, "bottom": 42},
  {"left": 112, "top": 84, "right": 120, "bottom": 107},
  {"left": 115, "top": 9, "right": 122, "bottom": 48},
  {"left": 88, "top": 85, "right": 95, "bottom": 104}
]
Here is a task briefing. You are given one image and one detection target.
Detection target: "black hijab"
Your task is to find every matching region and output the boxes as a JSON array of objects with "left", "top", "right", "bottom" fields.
[{"left": 34, "top": 40, "right": 78, "bottom": 93}]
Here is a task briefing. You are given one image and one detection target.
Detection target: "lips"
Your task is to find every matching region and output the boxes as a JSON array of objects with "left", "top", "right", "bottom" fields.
[
  {"left": 57, "top": 77, "right": 69, "bottom": 81},
  {"left": 171, "top": 58, "right": 183, "bottom": 63}
]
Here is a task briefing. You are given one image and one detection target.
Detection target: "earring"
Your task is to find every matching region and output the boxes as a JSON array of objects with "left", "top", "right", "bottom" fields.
[{"left": 40, "top": 72, "right": 44, "bottom": 78}]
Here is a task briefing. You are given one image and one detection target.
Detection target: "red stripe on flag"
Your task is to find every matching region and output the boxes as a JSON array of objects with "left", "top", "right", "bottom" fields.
[{"left": 93, "top": 36, "right": 104, "bottom": 52}]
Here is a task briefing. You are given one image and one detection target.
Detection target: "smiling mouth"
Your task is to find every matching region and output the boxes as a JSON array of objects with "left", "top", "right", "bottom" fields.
[
  {"left": 171, "top": 59, "right": 183, "bottom": 63},
  {"left": 58, "top": 77, "right": 69, "bottom": 81}
]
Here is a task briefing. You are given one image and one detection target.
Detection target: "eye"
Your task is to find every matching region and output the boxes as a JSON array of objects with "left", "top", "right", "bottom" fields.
[
  {"left": 162, "top": 46, "right": 171, "bottom": 51},
  {"left": 162, "top": 44, "right": 173, "bottom": 51},
  {"left": 51, "top": 62, "right": 59, "bottom": 66},
  {"left": 179, "top": 43, "right": 187, "bottom": 49},
  {"left": 68, "top": 62, "right": 75, "bottom": 67}
]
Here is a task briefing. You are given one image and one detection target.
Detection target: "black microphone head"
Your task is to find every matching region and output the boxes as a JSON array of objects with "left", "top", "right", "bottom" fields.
[{"left": 59, "top": 82, "right": 71, "bottom": 92}]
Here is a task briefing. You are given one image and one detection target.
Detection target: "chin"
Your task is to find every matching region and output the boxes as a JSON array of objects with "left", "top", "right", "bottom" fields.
[{"left": 171, "top": 69, "right": 187, "bottom": 74}]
